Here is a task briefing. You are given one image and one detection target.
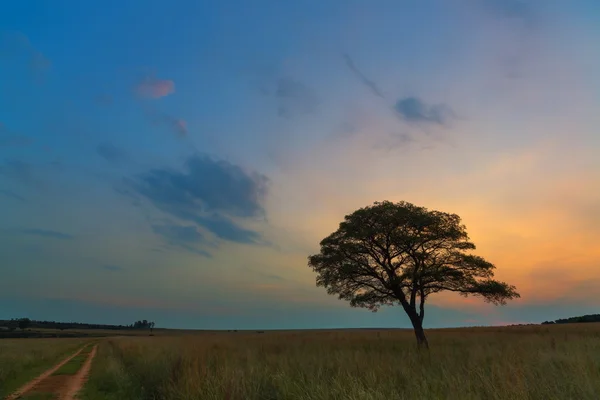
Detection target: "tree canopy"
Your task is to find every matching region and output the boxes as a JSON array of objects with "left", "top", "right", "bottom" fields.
[{"left": 308, "top": 200, "right": 520, "bottom": 347}]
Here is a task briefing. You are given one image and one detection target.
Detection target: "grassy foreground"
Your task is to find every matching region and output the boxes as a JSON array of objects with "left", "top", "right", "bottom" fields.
[
  {"left": 81, "top": 323, "right": 600, "bottom": 400},
  {"left": 0, "top": 338, "right": 88, "bottom": 397}
]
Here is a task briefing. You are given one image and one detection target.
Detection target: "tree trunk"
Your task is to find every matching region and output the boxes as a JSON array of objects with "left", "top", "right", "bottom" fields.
[{"left": 409, "top": 313, "right": 429, "bottom": 349}]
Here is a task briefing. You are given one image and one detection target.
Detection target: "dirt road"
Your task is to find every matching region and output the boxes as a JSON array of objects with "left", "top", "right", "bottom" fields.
[
  {"left": 61, "top": 345, "right": 97, "bottom": 400},
  {"left": 4, "top": 344, "right": 98, "bottom": 400}
]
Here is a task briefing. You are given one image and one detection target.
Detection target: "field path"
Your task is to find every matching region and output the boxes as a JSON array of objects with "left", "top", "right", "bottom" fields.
[
  {"left": 4, "top": 344, "right": 98, "bottom": 400},
  {"left": 60, "top": 344, "right": 97, "bottom": 400},
  {"left": 4, "top": 346, "right": 86, "bottom": 400}
]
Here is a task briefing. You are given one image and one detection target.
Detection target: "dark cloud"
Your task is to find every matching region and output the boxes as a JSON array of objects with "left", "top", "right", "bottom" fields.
[
  {"left": 393, "top": 97, "right": 454, "bottom": 125},
  {"left": 275, "top": 77, "right": 318, "bottom": 118},
  {"left": 151, "top": 224, "right": 211, "bottom": 257},
  {"left": 152, "top": 224, "right": 204, "bottom": 244},
  {"left": 19, "top": 228, "right": 73, "bottom": 240},
  {"left": 96, "top": 143, "right": 127, "bottom": 163},
  {"left": 101, "top": 264, "right": 124, "bottom": 272},
  {"left": 343, "top": 54, "right": 385, "bottom": 99},
  {"left": 193, "top": 214, "right": 261, "bottom": 244},
  {"left": 123, "top": 153, "right": 268, "bottom": 246},
  {"left": 0, "top": 189, "right": 25, "bottom": 202}
]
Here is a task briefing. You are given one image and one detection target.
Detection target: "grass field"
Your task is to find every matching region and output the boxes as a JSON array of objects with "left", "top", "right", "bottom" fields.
[
  {"left": 0, "top": 338, "right": 88, "bottom": 397},
  {"left": 80, "top": 323, "right": 600, "bottom": 400}
]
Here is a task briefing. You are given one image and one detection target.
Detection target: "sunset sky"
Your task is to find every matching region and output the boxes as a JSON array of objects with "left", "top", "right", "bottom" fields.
[{"left": 1, "top": 0, "right": 599, "bottom": 329}]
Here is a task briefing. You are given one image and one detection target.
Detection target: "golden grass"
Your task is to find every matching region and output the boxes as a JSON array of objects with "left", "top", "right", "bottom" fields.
[{"left": 81, "top": 323, "right": 600, "bottom": 400}]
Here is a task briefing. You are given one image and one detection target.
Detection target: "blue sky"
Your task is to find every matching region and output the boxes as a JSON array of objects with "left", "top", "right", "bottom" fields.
[{"left": 1, "top": 0, "right": 599, "bottom": 329}]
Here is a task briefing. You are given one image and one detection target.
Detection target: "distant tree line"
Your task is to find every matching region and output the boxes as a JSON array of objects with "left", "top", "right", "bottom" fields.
[
  {"left": 132, "top": 320, "right": 156, "bottom": 331},
  {"left": 0, "top": 318, "right": 156, "bottom": 331},
  {"left": 542, "top": 314, "right": 600, "bottom": 324}
]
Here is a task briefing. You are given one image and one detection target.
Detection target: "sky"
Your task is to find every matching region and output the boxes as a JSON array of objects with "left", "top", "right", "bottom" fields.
[{"left": 1, "top": 0, "right": 599, "bottom": 330}]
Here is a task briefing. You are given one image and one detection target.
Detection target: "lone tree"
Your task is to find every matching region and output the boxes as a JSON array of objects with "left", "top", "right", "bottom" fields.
[{"left": 308, "top": 201, "right": 520, "bottom": 348}]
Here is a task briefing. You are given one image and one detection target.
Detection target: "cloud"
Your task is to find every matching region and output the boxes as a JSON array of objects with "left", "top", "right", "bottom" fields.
[
  {"left": 101, "top": 264, "right": 124, "bottom": 272},
  {"left": 135, "top": 77, "right": 175, "bottom": 99},
  {"left": 152, "top": 224, "right": 204, "bottom": 244},
  {"left": 0, "top": 189, "right": 25, "bottom": 202},
  {"left": 30, "top": 50, "right": 51, "bottom": 72},
  {"left": 343, "top": 54, "right": 385, "bottom": 99},
  {"left": 192, "top": 214, "right": 261, "bottom": 244},
  {"left": 96, "top": 143, "right": 127, "bottom": 163},
  {"left": 147, "top": 110, "right": 188, "bottom": 137},
  {"left": 0, "top": 160, "right": 39, "bottom": 186},
  {"left": 19, "top": 228, "right": 73, "bottom": 240},
  {"left": 275, "top": 77, "right": 318, "bottom": 118},
  {"left": 393, "top": 97, "right": 454, "bottom": 125},
  {"left": 123, "top": 153, "right": 268, "bottom": 245},
  {"left": 151, "top": 224, "right": 211, "bottom": 257},
  {"left": 0, "top": 31, "right": 51, "bottom": 74}
]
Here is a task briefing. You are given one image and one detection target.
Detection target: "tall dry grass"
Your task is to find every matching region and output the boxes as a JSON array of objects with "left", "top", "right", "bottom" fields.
[{"left": 82, "top": 324, "right": 600, "bottom": 400}]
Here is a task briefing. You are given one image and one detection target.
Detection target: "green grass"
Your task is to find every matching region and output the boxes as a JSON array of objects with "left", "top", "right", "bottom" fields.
[
  {"left": 0, "top": 338, "right": 89, "bottom": 397},
  {"left": 52, "top": 344, "right": 94, "bottom": 376},
  {"left": 80, "top": 323, "right": 600, "bottom": 400}
]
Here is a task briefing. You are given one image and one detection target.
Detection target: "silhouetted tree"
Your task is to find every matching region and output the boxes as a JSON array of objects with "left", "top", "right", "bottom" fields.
[
  {"left": 543, "top": 314, "right": 600, "bottom": 324},
  {"left": 308, "top": 201, "right": 520, "bottom": 348},
  {"left": 18, "top": 318, "right": 31, "bottom": 331}
]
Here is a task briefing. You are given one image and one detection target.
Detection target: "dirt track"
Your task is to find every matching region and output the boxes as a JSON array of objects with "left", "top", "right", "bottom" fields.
[
  {"left": 4, "top": 344, "right": 98, "bottom": 400},
  {"left": 61, "top": 345, "right": 97, "bottom": 400}
]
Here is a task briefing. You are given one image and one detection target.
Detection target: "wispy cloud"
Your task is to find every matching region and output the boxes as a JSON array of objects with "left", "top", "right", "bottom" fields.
[
  {"left": 0, "top": 160, "right": 39, "bottom": 186},
  {"left": 343, "top": 53, "right": 385, "bottom": 99},
  {"left": 0, "top": 189, "right": 25, "bottom": 202},
  {"left": 152, "top": 224, "right": 204, "bottom": 244},
  {"left": 19, "top": 228, "right": 73, "bottom": 240},
  {"left": 151, "top": 224, "right": 211, "bottom": 257},
  {"left": 135, "top": 77, "right": 175, "bottom": 99},
  {"left": 275, "top": 77, "right": 318, "bottom": 118},
  {"left": 122, "top": 153, "right": 268, "bottom": 245},
  {"left": 0, "top": 31, "right": 51, "bottom": 75},
  {"left": 96, "top": 143, "right": 128, "bottom": 163},
  {"left": 147, "top": 110, "right": 188, "bottom": 137},
  {"left": 0, "top": 123, "right": 35, "bottom": 148},
  {"left": 393, "top": 97, "right": 454, "bottom": 125}
]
